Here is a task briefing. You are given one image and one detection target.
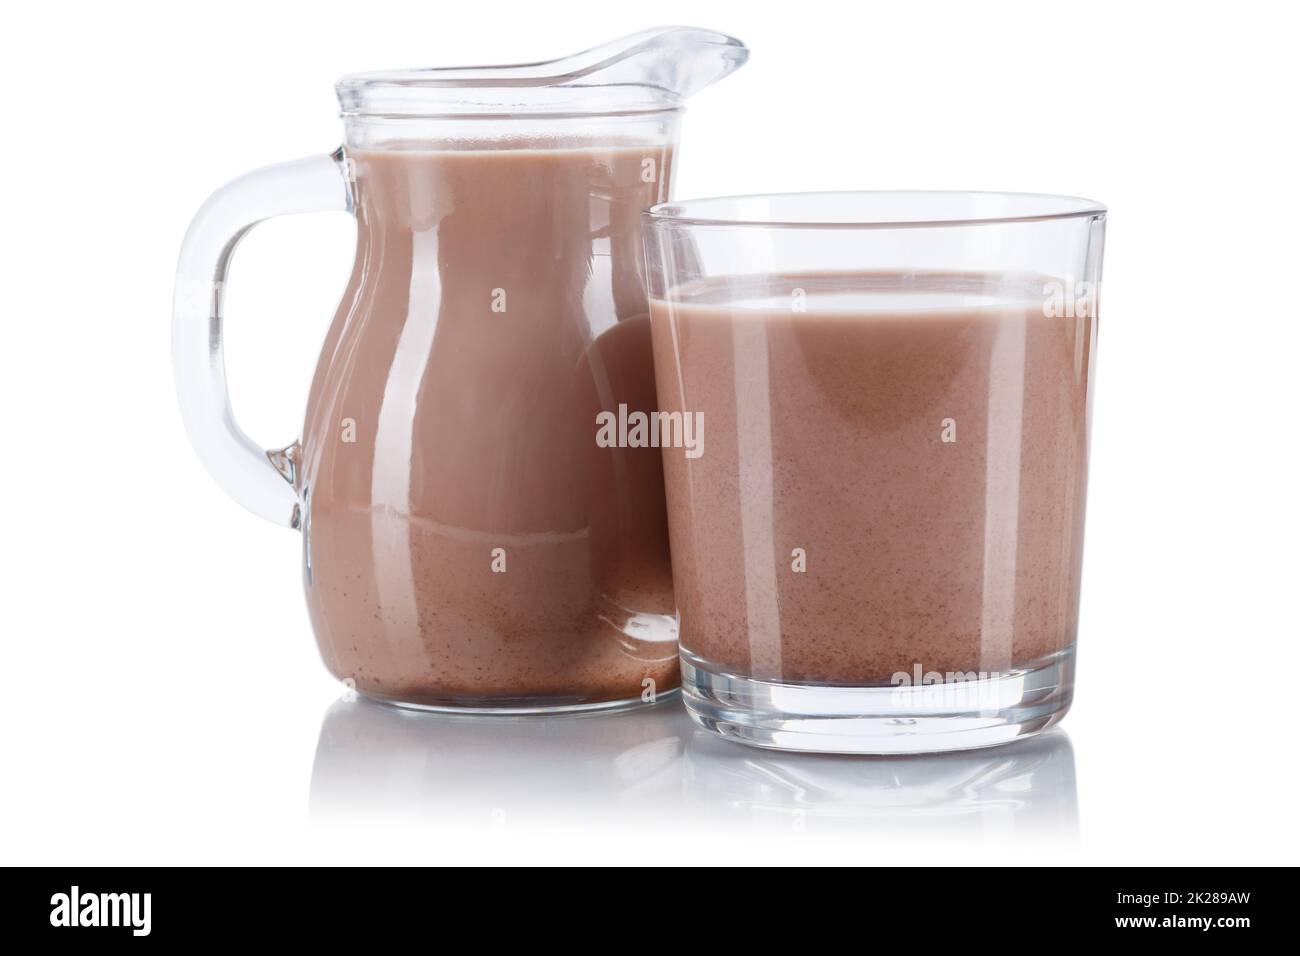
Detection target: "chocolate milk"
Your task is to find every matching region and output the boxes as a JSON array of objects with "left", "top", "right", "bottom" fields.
[
  {"left": 651, "top": 272, "right": 1093, "bottom": 684},
  {"left": 299, "top": 143, "right": 677, "bottom": 707}
]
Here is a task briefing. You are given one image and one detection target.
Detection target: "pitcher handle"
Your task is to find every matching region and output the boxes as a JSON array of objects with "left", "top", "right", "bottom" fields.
[{"left": 172, "top": 149, "right": 353, "bottom": 527}]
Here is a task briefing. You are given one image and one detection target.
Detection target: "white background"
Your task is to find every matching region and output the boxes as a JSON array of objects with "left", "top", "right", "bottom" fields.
[{"left": 2, "top": 0, "right": 1297, "bottom": 865}]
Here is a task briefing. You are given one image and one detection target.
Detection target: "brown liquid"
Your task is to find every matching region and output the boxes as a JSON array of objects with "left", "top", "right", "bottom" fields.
[
  {"left": 299, "top": 143, "right": 677, "bottom": 707},
  {"left": 651, "top": 272, "right": 1093, "bottom": 684}
]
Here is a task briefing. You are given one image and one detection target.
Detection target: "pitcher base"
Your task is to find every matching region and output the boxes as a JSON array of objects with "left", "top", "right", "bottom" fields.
[{"left": 359, "top": 685, "right": 679, "bottom": 717}]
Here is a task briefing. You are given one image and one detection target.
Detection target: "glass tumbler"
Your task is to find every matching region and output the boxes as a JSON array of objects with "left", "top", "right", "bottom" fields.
[{"left": 641, "top": 191, "right": 1106, "bottom": 753}]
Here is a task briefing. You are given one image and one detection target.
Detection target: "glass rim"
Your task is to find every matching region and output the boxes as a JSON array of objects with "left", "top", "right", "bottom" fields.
[
  {"left": 339, "top": 105, "right": 685, "bottom": 122},
  {"left": 643, "top": 190, "right": 1108, "bottom": 230}
]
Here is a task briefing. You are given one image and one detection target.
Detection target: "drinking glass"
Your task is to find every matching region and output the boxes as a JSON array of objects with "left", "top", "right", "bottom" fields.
[{"left": 641, "top": 191, "right": 1106, "bottom": 753}]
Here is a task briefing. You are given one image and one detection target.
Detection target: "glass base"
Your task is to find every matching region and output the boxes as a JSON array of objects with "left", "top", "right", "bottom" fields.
[
  {"left": 681, "top": 647, "right": 1074, "bottom": 755},
  {"left": 360, "top": 685, "right": 679, "bottom": 717}
]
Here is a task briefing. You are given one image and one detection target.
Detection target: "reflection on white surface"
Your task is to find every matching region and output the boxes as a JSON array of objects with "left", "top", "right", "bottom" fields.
[
  {"left": 684, "top": 724, "right": 1077, "bottom": 838},
  {"left": 310, "top": 695, "right": 688, "bottom": 825},
  {"left": 309, "top": 695, "right": 1077, "bottom": 838}
]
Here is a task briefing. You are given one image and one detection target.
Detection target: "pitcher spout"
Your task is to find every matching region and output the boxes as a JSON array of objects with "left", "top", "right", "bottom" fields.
[
  {"left": 549, "top": 26, "right": 750, "bottom": 106},
  {"left": 336, "top": 27, "right": 748, "bottom": 118}
]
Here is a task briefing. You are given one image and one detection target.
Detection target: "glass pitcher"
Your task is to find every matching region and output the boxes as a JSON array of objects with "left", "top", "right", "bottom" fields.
[{"left": 172, "top": 28, "right": 748, "bottom": 712}]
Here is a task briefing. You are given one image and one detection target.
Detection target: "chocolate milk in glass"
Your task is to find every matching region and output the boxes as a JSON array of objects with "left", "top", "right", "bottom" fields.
[{"left": 651, "top": 271, "right": 1092, "bottom": 684}]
